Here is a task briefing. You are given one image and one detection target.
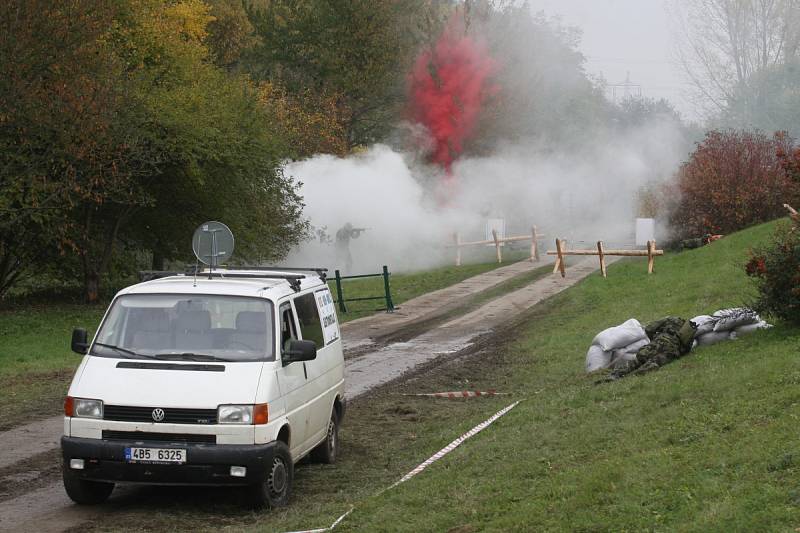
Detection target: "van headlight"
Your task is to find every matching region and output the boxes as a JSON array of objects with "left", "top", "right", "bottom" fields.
[
  {"left": 217, "top": 404, "right": 268, "bottom": 425},
  {"left": 72, "top": 398, "right": 103, "bottom": 419},
  {"left": 218, "top": 405, "right": 253, "bottom": 424}
]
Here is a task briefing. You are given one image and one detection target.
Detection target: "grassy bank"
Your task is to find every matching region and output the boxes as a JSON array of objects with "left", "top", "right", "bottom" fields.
[
  {"left": 334, "top": 219, "right": 800, "bottom": 531},
  {"left": 78, "top": 220, "right": 798, "bottom": 532},
  {"left": 0, "top": 258, "right": 527, "bottom": 430}
]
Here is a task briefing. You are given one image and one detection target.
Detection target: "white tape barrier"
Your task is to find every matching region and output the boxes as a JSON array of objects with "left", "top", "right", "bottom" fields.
[
  {"left": 402, "top": 390, "right": 507, "bottom": 399},
  {"left": 284, "top": 400, "right": 522, "bottom": 533},
  {"left": 389, "top": 400, "right": 521, "bottom": 488}
]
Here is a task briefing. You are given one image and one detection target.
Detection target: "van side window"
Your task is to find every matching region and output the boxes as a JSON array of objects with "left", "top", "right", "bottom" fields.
[
  {"left": 294, "top": 293, "right": 324, "bottom": 347},
  {"left": 279, "top": 304, "right": 297, "bottom": 354}
]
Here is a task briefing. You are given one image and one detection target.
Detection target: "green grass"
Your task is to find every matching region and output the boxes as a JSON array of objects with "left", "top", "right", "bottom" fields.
[
  {"left": 330, "top": 256, "right": 529, "bottom": 323},
  {"left": 0, "top": 304, "right": 105, "bottom": 430},
  {"left": 330, "top": 219, "right": 800, "bottom": 532}
]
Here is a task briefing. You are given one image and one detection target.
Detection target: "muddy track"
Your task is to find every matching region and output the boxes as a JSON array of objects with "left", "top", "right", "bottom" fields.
[{"left": 0, "top": 258, "right": 606, "bottom": 532}]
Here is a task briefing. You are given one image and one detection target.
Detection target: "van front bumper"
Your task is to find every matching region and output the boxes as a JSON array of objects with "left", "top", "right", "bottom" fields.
[{"left": 61, "top": 436, "right": 276, "bottom": 486}]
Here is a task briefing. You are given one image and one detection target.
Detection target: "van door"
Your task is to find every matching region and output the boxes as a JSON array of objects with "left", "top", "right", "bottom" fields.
[
  {"left": 293, "top": 290, "right": 337, "bottom": 446},
  {"left": 276, "top": 302, "right": 308, "bottom": 456}
]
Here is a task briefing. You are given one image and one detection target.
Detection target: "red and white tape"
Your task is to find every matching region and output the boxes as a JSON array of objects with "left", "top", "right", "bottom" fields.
[
  {"left": 284, "top": 508, "right": 353, "bottom": 533},
  {"left": 402, "top": 390, "right": 506, "bottom": 399},
  {"left": 284, "top": 400, "right": 522, "bottom": 533},
  {"left": 389, "top": 400, "right": 521, "bottom": 488}
]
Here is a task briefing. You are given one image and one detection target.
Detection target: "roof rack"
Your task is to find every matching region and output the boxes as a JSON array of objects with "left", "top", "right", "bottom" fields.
[
  {"left": 137, "top": 267, "right": 314, "bottom": 292},
  {"left": 222, "top": 266, "right": 327, "bottom": 281}
]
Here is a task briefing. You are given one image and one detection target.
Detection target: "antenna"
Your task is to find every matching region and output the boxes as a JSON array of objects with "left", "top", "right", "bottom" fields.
[{"left": 192, "top": 221, "right": 235, "bottom": 275}]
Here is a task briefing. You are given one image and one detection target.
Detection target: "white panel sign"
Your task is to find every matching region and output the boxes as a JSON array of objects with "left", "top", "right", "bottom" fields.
[
  {"left": 315, "top": 290, "right": 339, "bottom": 345},
  {"left": 635, "top": 218, "right": 655, "bottom": 246},
  {"left": 485, "top": 218, "right": 506, "bottom": 245}
]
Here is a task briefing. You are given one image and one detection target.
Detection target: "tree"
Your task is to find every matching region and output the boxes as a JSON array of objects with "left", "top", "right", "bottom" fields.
[
  {"left": 0, "top": 0, "right": 308, "bottom": 301},
  {"left": 669, "top": 129, "right": 800, "bottom": 239},
  {"left": 671, "top": 0, "right": 800, "bottom": 116},
  {"left": 0, "top": 0, "right": 132, "bottom": 298},
  {"left": 463, "top": 5, "right": 609, "bottom": 153},
  {"left": 725, "top": 58, "right": 800, "bottom": 135},
  {"left": 245, "top": 0, "right": 439, "bottom": 152}
]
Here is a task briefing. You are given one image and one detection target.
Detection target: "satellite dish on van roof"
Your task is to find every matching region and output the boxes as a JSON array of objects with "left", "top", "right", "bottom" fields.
[{"left": 192, "top": 221, "right": 234, "bottom": 268}]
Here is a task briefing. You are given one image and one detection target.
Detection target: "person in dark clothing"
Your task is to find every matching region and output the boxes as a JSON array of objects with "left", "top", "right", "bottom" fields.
[
  {"left": 605, "top": 317, "right": 696, "bottom": 380},
  {"left": 335, "top": 223, "right": 367, "bottom": 273}
]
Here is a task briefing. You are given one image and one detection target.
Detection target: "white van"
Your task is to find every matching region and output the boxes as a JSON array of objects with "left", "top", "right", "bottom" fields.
[{"left": 61, "top": 268, "right": 345, "bottom": 509}]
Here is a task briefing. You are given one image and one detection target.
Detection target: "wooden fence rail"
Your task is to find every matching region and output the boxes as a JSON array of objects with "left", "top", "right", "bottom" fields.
[
  {"left": 450, "top": 226, "right": 545, "bottom": 266},
  {"left": 546, "top": 239, "right": 663, "bottom": 278}
]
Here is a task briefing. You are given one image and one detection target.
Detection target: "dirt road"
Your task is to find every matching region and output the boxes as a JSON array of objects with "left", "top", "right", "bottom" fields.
[{"left": 0, "top": 258, "right": 605, "bottom": 532}]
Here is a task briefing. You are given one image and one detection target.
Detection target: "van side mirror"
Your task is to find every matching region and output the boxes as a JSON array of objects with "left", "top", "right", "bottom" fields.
[
  {"left": 71, "top": 328, "right": 89, "bottom": 355},
  {"left": 282, "top": 339, "right": 316, "bottom": 365}
]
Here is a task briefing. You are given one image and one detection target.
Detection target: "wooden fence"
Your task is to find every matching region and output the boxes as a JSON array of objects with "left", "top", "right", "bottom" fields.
[
  {"left": 546, "top": 239, "right": 663, "bottom": 278},
  {"left": 451, "top": 226, "right": 545, "bottom": 266}
]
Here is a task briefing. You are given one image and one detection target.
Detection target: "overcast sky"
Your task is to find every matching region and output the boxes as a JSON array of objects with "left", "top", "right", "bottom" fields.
[{"left": 528, "top": 0, "right": 697, "bottom": 120}]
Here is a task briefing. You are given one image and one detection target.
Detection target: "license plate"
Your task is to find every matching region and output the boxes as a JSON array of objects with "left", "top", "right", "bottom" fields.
[{"left": 124, "top": 447, "right": 186, "bottom": 464}]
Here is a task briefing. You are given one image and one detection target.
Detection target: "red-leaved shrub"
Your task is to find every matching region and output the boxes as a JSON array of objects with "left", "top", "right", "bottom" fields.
[
  {"left": 746, "top": 222, "right": 800, "bottom": 325},
  {"left": 669, "top": 130, "right": 800, "bottom": 240}
]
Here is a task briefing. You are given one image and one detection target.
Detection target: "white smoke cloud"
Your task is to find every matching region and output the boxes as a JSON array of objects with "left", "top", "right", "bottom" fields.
[{"left": 281, "top": 115, "right": 686, "bottom": 275}]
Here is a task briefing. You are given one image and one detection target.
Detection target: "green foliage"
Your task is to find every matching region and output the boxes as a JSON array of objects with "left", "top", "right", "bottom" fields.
[
  {"left": 0, "top": 0, "right": 307, "bottom": 301},
  {"left": 746, "top": 221, "right": 800, "bottom": 325},
  {"left": 246, "top": 0, "right": 440, "bottom": 151},
  {"left": 668, "top": 129, "right": 800, "bottom": 240}
]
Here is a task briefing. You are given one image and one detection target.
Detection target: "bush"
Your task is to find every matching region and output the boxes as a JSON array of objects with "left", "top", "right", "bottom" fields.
[
  {"left": 669, "top": 130, "right": 800, "bottom": 240},
  {"left": 746, "top": 222, "right": 800, "bottom": 325}
]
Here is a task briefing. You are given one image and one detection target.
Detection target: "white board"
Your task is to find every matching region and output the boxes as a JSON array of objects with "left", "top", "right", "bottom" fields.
[
  {"left": 485, "top": 218, "right": 506, "bottom": 246},
  {"left": 635, "top": 218, "right": 655, "bottom": 246},
  {"left": 315, "top": 290, "right": 340, "bottom": 345}
]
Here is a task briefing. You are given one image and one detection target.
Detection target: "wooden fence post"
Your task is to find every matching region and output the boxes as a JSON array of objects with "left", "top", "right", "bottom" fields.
[
  {"left": 597, "top": 241, "right": 607, "bottom": 278},
  {"left": 530, "top": 226, "right": 538, "bottom": 262},
  {"left": 492, "top": 229, "right": 502, "bottom": 263},
  {"left": 454, "top": 232, "right": 462, "bottom": 267},
  {"left": 554, "top": 238, "right": 566, "bottom": 277},
  {"left": 647, "top": 240, "right": 655, "bottom": 274}
]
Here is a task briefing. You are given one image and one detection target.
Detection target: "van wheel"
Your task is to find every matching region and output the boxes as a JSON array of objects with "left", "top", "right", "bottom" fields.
[
  {"left": 248, "top": 442, "right": 293, "bottom": 509},
  {"left": 63, "top": 468, "right": 114, "bottom": 504},
  {"left": 311, "top": 410, "right": 339, "bottom": 464}
]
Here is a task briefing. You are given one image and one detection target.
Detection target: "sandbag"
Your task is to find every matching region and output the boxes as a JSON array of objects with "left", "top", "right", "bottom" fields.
[
  {"left": 609, "top": 350, "right": 637, "bottom": 369},
  {"left": 586, "top": 345, "right": 612, "bottom": 372},
  {"left": 696, "top": 331, "right": 732, "bottom": 346},
  {"left": 690, "top": 315, "right": 717, "bottom": 336},
  {"left": 712, "top": 308, "right": 760, "bottom": 332},
  {"left": 734, "top": 320, "right": 772, "bottom": 336},
  {"left": 591, "top": 319, "right": 647, "bottom": 352},
  {"left": 613, "top": 338, "right": 650, "bottom": 357}
]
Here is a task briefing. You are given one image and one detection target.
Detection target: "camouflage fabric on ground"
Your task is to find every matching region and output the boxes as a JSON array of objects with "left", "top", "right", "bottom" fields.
[{"left": 603, "top": 317, "right": 696, "bottom": 380}]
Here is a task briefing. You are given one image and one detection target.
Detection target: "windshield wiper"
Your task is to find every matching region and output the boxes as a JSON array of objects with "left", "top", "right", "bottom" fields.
[
  {"left": 92, "top": 342, "right": 153, "bottom": 360},
  {"left": 152, "top": 352, "right": 232, "bottom": 362}
]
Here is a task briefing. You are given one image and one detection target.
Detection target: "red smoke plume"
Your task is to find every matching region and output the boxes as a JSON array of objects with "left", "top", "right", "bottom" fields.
[{"left": 408, "top": 15, "right": 498, "bottom": 181}]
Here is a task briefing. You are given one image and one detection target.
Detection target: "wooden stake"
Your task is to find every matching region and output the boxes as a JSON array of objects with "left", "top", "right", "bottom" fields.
[
  {"left": 597, "top": 241, "right": 607, "bottom": 278},
  {"left": 647, "top": 240, "right": 655, "bottom": 274},
  {"left": 555, "top": 238, "right": 566, "bottom": 277},
  {"left": 531, "top": 225, "right": 540, "bottom": 262},
  {"left": 492, "top": 229, "right": 502, "bottom": 263},
  {"left": 454, "top": 232, "right": 461, "bottom": 267}
]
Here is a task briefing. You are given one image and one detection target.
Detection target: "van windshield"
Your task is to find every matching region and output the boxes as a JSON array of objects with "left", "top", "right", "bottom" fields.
[{"left": 91, "top": 294, "right": 275, "bottom": 362}]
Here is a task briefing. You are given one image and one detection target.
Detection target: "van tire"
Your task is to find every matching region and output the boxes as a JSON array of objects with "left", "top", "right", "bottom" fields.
[
  {"left": 248, "top": 442, "right": 293, "bottom": 509},
  {"left": 311, "top": 410, "right": 339, "bottom": 464},
  {"left": 63, "top": 469, "right": 114, "bottom": 504}
]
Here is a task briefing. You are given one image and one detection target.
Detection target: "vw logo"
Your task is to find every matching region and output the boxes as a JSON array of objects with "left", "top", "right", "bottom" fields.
[{"left": 151, "top": 408, "right": 165, "bottom": 422}]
